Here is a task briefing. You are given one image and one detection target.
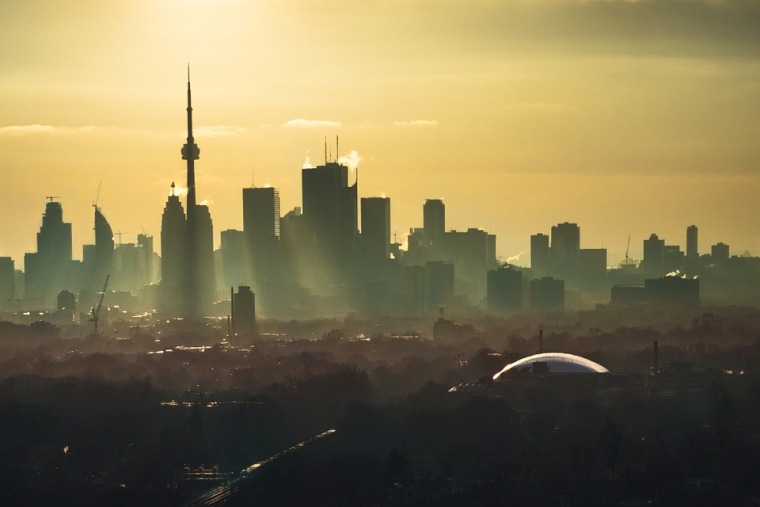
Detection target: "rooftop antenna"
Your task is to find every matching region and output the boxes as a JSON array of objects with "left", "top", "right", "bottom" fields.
[
  {"left": 336, "top": 135, "right": 339, "bottom": 162},
  {"left": 625, "top": 234, "right": 631, "bottom": 263},
  {"left": 251, "top": 165, "right": 255, "bottom": 187},
  {"left": 45, "top": 196, "right": 60, "bottom": 203},
  {"left": 324, "top": 137, "right": 327, "bottom": 165}
]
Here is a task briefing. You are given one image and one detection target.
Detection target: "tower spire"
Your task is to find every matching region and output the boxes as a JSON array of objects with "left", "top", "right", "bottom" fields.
[{"left": 181, "top": 65, "right": 200, "bottom": 213}]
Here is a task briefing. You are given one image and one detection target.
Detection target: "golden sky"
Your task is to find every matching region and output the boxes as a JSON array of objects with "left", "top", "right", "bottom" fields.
[{"left": 1, "top": 0, "right": 759, "bottom": 267}]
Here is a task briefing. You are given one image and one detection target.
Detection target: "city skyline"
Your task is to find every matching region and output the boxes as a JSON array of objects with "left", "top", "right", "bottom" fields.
[{"left": 2, "top": 0, "right": 760, "bottom": 266}]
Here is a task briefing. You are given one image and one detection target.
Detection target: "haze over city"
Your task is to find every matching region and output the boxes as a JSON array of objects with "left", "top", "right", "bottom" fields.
[{"left": 2, "top": 0, "right": 760, "bottom": 266}]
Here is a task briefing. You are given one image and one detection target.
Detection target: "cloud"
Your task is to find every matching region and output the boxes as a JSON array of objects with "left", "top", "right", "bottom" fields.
[
  {"left": 193, "top": 125, "right": 246, "bottom": 138},
  {"left": 283, "top": 118, "right": 342, "bottom": 128},
  {"left": 393, "top": 120, "right": 439, "bottom": 127},
  {"left": 0, "top": 124, "right": 122, "bottom": 136},
  {"left": 0, "top": 124, "right": 58, "bottom": 135}
]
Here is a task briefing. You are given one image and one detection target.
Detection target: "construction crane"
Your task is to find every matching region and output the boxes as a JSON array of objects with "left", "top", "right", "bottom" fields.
[
  {"left": 89, "top": 274, "right": 110, "bottom": 336},
  {"left": 625, "top": 234, "right": 630, "bottom": 264}
]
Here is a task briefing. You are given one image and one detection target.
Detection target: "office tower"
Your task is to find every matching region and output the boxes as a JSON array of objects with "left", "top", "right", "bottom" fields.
[
  {"left": 301, "top": 161, "right": 358, "bottom": 287},
  {"left": 92, "top": 207, "right": 115, "bottom": 288},
  {"left": 531, "top": 233, "right": 550, "bottom": 275},
  {"left": 487, "top": 265, "right": 523, "bottom": 314},
  {"left": 550, "top": 222, "right": 580, "bottom": 274},
  {"left": 160, "top": 182, "right": 187, "bottom": 312},
  {"left": 530, "top": 276, "right": 565, "bottom": 312},
  {"left": 642, "top": 233, "right": 665, "bottom": 273},
  {"left": 360, "top": 197, "right": 391, "bottom": 264},
  {"left": 423, "top": 199, "right": 445, "bottom": 240},
  {"left": 443, "top": 228, "right": 495, "bottom": 304},
  {"left": 711, "top": 242, "right": 729, "bottom": 262},
  {"left": 231, "top": 285, "right": 256, "bottom": 340},
  {"left": 242, "top": 186, "right": 280, "bottom": 286},
  {"left": 192, "top": 203, "right": 215, "bottom": 310},
  {"left": 686, "top": 225, "right": 698, "bottom": 259},
  {"left": 24, "top": 199, "right": 74, "bottom": 306},
  {"left": 243, "top": 186, "right": 280, "bottom": 243},
  {"left": 0, "top": 257, "right": 15, "bottom": 311}
]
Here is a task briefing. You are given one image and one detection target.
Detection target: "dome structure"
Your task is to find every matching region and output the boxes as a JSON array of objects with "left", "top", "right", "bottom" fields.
[{"left": 492, "top": 352, "right": 608, "bottom": 380}]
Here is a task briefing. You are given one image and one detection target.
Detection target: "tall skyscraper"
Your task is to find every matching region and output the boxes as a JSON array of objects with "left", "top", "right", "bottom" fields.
[
  {"left": 243, "top": 186, "right": 281, "bottom": 287},
  {"left": 301, "top": 161, "right": 358, "bottom": 288},
  {"left": 160, "top": 182, "right": 187, "bottom": 313},
  {"left": 243, "top": 186, "right": 280, "bottom": 243},
  {"left": 712, "top": 242, "right": 729, "bottom": 262},
  {"left": 530, "top": 233, "right": 550, "bottom": 275},
  {"left": 642, "top": 233, "right": 665, "bottom": 273},
  {"left": 24, "top": 199, "right": 74, "bottom": 306},
  {"left": 550, "top": 222, "right": 580, "bottom": 274},
  {"left": 0, "top": 257, "right": 15, "bottom": 311},
  {"left": 487, "top": 265, "right": 523, "bottom": 314},
  {"left": 360, "top": 197, "right": 391, "bottom": 264},
  {"left": 423, "top": 199, "right": 445, "bottom": 241},
  {"left": 686, "top": 225, "right": 698, "bottom": 259}
]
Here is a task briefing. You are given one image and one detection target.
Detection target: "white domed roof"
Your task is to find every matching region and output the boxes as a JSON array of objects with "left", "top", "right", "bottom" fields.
[{"left": 493, "top": 352, "right": 608, "bottom": 380}]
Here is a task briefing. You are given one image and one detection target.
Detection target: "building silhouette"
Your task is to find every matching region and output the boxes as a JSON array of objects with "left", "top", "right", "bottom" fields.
[
  {"left": 487, "top": 265, "right": 523, "bottom": 315},
  {"left": 550, "top": 222, "right": 580, "bottom": 276},
  {"left": 530, "top": 276, "right": 565, "bottom": 312},
  {"left": 231, "top": 285, "right": 257, "bottom": 341},
  {"left": 360, "top": 197, "right": 391, "bottom": 264},
  {"left": 24, "top": 199, "right": 74, "bottom": 307},
  {"left": 158, "top": 72, "right": 216, "bottom": 317},
  {"left": 686, "top": 225, "right": 698, "bottom": 259},
  {"left": 531, "top": 233, "right": 550, "bottom": 276},
  {"left": 0, "top": 257, "right": 15, "bottom": 311},
  {"left": 301, "top": 161, "right": 357, "bottom": 290},
  {"left": 242, "top": 186, "right": 280, "bottom": 290},
  {"left": 642, "top": 233, "right": 665, "bottom": 274},
  {"left": 160, "top": 183, "right": 188, "bottom": 314},
  {"left": 423, "top": 199, "right": 445, "bottom": 243},
  {"left": 712, "top": 242, "right": 729, "bottom": 262}
]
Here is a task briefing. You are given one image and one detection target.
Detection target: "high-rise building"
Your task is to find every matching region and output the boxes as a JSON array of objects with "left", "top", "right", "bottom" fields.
[
  {"left": 24, "top": 199, "right": 74, "bottom": 306},
  {"left": 686, "top": 225, "right": 698, "bottom": 259},
  {"left": 550, "top": 222, "right": 580, "bottom": 274},
  {"left": 530, "top": 277, "right": 565, "bottom": 312},
  {"left": 242, "top": 186, "right": 280, "bottom": 287},
  {"left": 487, "top": 266, "right": 523, "bottom": 314},
  {"left": 423, "top": 199, "right": 445, "bottom": 241},
  {"left": 531, "top": 233, "right": 550, "bottom": 275},
  {"left": 642, "top": 233, "right": 665, "bottom": 273},
  {"left": 301, "top": 162, "right": 357, "bottom": 288},
  {"left": 243, "top": 186, "right": 280, "bottom": 243},
  {"left": 0, "top": 257, "right": 15, "bottom": 311},
  {"left": 712, "top": 242, "right": 729, "bottom": 262},
  {"left": 360, "top": 197, "right": 391, "bottom": 264},
  {"left": 160, "top": 183, "right": 187, "bottom": 312},
  {"left": 231, "top": 285, "right": 257, "bottom": 340}
]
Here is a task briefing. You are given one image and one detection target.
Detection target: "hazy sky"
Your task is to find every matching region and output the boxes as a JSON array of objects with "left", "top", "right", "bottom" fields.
[{"left": 1, "top": 0, "right": 759, "bottom": 268}]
